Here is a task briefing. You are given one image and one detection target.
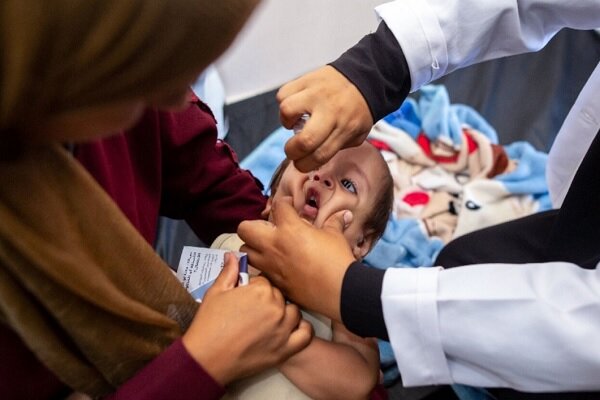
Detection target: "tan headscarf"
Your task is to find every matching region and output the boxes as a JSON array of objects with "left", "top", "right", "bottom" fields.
[
  {"left": 0, "top": 0, "right": 260, "bottom": 396},
  {"left": 0, "top": 144, "right": 196, "bottom": 395},
  {"left": 1, "top": 0, "right": 259, "bottom": 134}
]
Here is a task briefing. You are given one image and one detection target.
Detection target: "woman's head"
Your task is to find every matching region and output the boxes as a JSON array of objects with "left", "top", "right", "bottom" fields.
[{"left": 0, "top": 0, "right": 259, "bottom": 144}]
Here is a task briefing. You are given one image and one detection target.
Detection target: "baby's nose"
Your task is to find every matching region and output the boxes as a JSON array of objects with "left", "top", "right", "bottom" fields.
[{"left": 312, "top": 172, "right": 333, "bottom": 188}]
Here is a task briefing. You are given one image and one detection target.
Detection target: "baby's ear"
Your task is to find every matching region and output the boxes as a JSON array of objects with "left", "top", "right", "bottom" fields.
[
  {"left": 260, "top": 197, "right": 273, "bottom": 220},
  {"left": 352, "top": 230, "right": 375, "bottom": 260}
]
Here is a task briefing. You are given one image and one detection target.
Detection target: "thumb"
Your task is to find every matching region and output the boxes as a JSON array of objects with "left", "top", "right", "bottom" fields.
[
  {"left": 323, "top": 209, "right": 353, "bottom": 234},
  {"left": 212, "top": 253, "right": 240, "bottom": 291},
  {"left": 271, "top": 196, "right": 299, "bottom": 226}
]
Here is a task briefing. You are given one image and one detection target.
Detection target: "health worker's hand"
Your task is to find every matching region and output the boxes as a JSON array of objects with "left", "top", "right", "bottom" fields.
[
  {"left": 238, "top": 197, "right": 355, "bottom": 322},
  {"left": 278, "top": 65, "right": 373, "bottom": 172},
  {"left": 182, "top": 253, "right": 312, "bottom": 386}
]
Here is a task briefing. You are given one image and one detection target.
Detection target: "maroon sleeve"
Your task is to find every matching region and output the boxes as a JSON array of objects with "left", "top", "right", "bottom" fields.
[
  {"left": 106, "top": 338, "right": 225, "bottom": 400},
  {"left": 159, "top": 100, "right": 268, "bottom": 244}
]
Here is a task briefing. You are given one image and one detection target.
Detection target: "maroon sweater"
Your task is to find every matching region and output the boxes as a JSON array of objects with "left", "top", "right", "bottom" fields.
[
  {"left": 0, "top": 99, "right": 267, "bottom": 399},
  {"left": 75, "top": 98, "right": 267, "bottom": 246}
]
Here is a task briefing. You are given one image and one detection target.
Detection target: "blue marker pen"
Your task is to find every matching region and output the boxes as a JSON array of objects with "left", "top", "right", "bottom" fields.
[{"left": 237, "top": 252, "right": 249, "bottom": 286}]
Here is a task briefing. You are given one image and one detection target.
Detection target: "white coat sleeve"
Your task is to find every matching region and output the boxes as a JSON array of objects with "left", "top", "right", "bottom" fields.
[
  {"left": 546, "top": 63, "right": 600, "bottom": 207},
  {"left": 375, "top": 0, "right": 600, "bottom": 92},
  {"left": 382, "top": 263, "right": 600, "bottom": 391}
]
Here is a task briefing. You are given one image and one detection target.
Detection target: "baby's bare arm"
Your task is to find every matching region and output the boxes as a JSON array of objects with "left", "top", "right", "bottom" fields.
[{"left": 279, "top": 320, "right": 380, "bottom": 400}]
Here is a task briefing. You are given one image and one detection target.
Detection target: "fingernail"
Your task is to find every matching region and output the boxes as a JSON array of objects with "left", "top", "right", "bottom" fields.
[{"left": 343, "top": 211, "right": 353, "bottom": 228}]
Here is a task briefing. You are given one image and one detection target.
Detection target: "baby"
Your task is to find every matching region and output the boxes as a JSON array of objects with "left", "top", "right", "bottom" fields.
[{"left": 213, "top": 141, "right": 394, "bottom": 400}]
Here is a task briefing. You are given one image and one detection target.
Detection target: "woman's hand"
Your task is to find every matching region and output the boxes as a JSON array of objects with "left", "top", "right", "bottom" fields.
[
  {"left": 182, "top": 253, "right": 313, "bottom": 385},
  {"left": 238, "top": 197, "right": 356, "bottom": 322},
  {"left": 278, "top": 65, "right": 373, "bottom": 172}
]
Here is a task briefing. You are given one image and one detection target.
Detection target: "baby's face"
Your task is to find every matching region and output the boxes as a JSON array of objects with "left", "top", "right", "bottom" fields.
[{"left": 271, "top": 142, "right": 387, "bottom": 258}]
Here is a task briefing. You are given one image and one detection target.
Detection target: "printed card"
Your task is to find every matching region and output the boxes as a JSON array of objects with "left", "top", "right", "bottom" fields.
[{"left": 176, "top": 246, "right": 248, "bottom": 301}]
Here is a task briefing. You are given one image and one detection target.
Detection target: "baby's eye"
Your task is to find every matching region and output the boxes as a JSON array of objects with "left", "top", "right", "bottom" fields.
[{"left": 341, "top": 178, "right": 357, "bottom": 194}]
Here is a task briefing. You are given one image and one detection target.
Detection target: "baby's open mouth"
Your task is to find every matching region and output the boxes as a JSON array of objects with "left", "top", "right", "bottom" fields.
[{"left": 302, "top": 188, "right": 319, "bottom": 220}]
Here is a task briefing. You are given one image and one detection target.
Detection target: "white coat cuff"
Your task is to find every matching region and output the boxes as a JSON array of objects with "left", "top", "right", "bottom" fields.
[{"left": 382, "top": 267, "right": 452, "bottom": 386}]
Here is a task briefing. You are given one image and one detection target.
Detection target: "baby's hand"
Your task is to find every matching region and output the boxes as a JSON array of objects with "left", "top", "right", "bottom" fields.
[{"left": 247, "top": 263, "right": 262, "bottom": 277}]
